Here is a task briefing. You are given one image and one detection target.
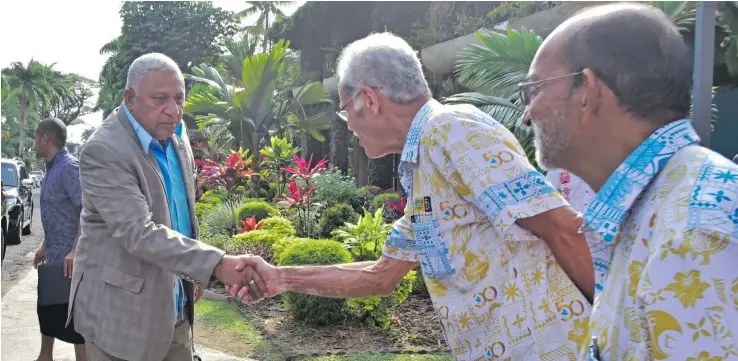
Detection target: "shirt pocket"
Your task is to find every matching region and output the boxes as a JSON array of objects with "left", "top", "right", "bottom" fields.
[{"left": 412, "top": 219, "right": 456, "bottom": 279}]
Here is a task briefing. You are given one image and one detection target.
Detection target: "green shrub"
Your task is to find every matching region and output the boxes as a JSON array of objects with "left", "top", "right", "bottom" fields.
[
  {"left": 227, "top": 230, "right": 281, "bottom": 263},
  {"left": 195, "top": 202, "right": 215, "bottom": 220},
  {"left": 272, "top": 236, "right": 306, "bottom": 260},
  {"left": 279, "top": 239, "right": 353, "bottom": 326},
  {"left": 346, "top": 270, "right": 416, "bottom": 330},
  {"left": 237, "top": 201, "right": 280, "bottom": 222},
  {"left": 304, "top": 169, "right": 369, "bottom": 211},
  {"left": 318, "top": 204, "right": 358, "bottom": 238},
  {"left": 372, "top": 193, "right": 399, "bottom": 211},
  {"left": 332, "top": 207, "right": 391, "bottom": 262},
  {"left": 201, "top": 189, "right": 227, "bottom": 204},
  {"left": 260, "top": 216, "right": 296, "bottom": 236},
  {"left": 203, "top": 202, "right": 240, "bottom": 236},
  {"left": 280, "top": 205, "right": 321, "bottom": 238}
]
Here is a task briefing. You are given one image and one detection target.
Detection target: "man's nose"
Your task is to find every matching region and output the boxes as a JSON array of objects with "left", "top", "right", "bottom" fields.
[
  {"left": 522, "top": 106, "right": 532, "bottom": 126},
  {"left": 164, "top": 98, "right": 181, "bottom": 117}
]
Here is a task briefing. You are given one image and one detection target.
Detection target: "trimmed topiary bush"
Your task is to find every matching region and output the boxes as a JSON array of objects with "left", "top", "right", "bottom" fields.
[
  {"left": 227, "top": 230, "right": 282, "bottom": 263},
  {"left": 237, "top": 201, "right": 280, "bottom": 222},
  {"left": 279, "top": 239, "right": 353, "bottom": 326},
  {"left": 318, "top": 204, "right": 358, "bottom": 238},
  {"left": 346, "top": 271, "right": 416, "bottom": 330},
  {"left": 260, "top": 216, "right": 296, "bottom": 237}
]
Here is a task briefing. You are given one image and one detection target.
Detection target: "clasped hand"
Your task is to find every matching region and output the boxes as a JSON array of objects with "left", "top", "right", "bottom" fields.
[{"left": 216, "top": 255, "right": 279, "bottom": 304}]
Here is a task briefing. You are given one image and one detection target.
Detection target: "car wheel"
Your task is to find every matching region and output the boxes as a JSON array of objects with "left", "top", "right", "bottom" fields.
[
  {"left": 22, "top": 206, "right": 32, "bottom": 235},
  {"left": 9, "top": 212, "right": 21, "bottom": 245}
]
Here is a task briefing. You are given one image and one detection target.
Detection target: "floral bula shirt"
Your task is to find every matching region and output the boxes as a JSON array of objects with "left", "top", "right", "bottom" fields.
[
  {"left": 582, "top": 119, "right": 738, "bottom": 361},
  {"left": 382, "top": 99, "right": 590, "bottom": 361}
]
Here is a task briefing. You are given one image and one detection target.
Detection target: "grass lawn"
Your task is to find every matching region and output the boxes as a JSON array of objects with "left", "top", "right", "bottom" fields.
[
  {"left": 194, "top": 299, "right": 285, "bottom": 361},
  {"left": 302, "top": 354, "right": 454, "bottom": 361}
]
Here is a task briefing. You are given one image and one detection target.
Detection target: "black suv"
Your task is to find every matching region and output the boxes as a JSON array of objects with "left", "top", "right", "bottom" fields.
[{"left": 1, "top": 158, "right": 34, "bottom": 247}]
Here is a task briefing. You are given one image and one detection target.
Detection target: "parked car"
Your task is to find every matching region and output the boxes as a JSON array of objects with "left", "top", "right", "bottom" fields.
[
  {"left": 30, "top": 170, "right": 44, "bottom": 188},
  {"left": 1, "top": 158, "right": 34, "bottom": 245},
  {"left": 1, "top": 181, "right": 7, "bottom": 262}
]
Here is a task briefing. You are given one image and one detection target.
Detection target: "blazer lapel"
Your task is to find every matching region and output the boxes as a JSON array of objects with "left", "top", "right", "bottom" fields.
[{"left": 116, "top": 106, "right": 166, "bottom": 191}]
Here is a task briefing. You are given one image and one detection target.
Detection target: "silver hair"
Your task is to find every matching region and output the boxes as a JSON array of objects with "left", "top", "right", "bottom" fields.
[
  {"left": 336, "top": 32, "right": 431, "bottom": 105},
  {"left": 125, "top": 53, "right": 184, "bottom": 92}
]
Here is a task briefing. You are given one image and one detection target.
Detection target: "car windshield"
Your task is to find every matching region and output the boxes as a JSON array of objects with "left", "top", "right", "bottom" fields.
[{"left": 1, "top": 163, "right": 18, "bottom": 187}]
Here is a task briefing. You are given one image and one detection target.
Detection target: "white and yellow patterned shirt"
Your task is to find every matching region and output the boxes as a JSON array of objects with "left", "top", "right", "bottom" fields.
[
  {"left": 582, "top": 119, "right": 738, "bottom": 361},
  {"left": 382, "top": 99, "right": 590, "bottom": 361}
]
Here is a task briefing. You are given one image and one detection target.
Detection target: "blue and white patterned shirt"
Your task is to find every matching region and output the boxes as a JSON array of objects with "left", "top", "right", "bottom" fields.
[
  {"left": 382, "top": 100, "right": 590, "bottom": 360},
  {"left": 581, "top": 119, "right": 738, "bottom": 361}
]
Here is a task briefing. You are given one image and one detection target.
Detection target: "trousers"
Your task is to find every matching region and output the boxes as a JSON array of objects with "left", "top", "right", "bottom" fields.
[{"left": 85, "top": 318, "right": 193, "bottom": 361}]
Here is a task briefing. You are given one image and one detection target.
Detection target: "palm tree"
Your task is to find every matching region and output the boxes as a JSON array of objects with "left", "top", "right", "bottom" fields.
[
  {"left": 222, "top": 33, "right": 256, "bottom": 84},
  {"left": 235, "top": 1, "right": 296, "bottom": 52},
  {"left": 445, "top": 1, "right": 702, "bottom": 166},
  {"left": 2, "top": 59, "right": 64, "bottom": 157}
]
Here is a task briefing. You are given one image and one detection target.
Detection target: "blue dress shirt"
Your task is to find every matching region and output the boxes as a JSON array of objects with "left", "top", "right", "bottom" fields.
[{"left": 123, "top": 104, "right": 192, "bottom": 323}]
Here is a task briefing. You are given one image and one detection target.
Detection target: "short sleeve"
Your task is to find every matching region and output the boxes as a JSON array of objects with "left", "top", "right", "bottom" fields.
[
  {"left": 60, "top": 162, "right": 83, "bottom": 209},
  {"left": 426, "top": 115, "right": 567, "bottom": 237},
  {"left": 382, "top": 200, "right": 419, "bottom": 263}
]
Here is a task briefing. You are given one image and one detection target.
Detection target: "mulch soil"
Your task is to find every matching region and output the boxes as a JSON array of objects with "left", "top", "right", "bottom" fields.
[{"left": 211, "top": 286, "right": 449, "bottom": 358}]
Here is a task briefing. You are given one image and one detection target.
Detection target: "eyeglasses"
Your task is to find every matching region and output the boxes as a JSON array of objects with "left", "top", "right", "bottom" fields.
[
  {"left": 518, "top": 72, "right": 583, "bottom": 106},
  {"left": 336, "top": 98, "right": 354, "bottom": 122}
]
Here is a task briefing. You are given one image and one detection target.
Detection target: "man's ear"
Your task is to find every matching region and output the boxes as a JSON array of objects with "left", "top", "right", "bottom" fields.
[
  {"left": 580, "top": 68, "right": 602, "bottom": 115},
  {"left": 123, "top": 88, "right": 136, "bottom": 109},
  {"left": 359, "top": 85, "right": 381, "bottom": 116}
]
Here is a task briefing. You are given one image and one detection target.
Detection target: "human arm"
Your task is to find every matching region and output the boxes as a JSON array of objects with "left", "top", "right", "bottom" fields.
[
  {"left": 33, "top": 239, "right": 46, "bottom": 268},
  {"left": 63, "top": 224, "right": 81, "bottom": 278},
  {"left": 229, "top": 255, "right": 417, "bottom": 301},
  {"left": 427, "top": 116, "right": 594, "bottom": 301},
  {"left": 228, "top": 214, "right": 419, "bottom": 302}
]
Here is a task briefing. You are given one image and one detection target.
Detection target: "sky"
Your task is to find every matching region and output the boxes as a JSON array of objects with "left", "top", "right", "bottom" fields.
[{"left": 0, "top": 0, "right": 304, "bottom": 143}]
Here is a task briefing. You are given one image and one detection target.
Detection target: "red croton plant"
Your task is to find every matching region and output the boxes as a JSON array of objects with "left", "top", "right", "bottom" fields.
[
  {"left": 241, "top": 216, "right": 264, "bottom": 233},
  {"left": 275, "top": 154, "right": 328, "bottom": 238},
  {"left": 201, "top": 151, "right": 254, "bottom": 195},
  {"left": 385, "top": 194, "right": 407, "bottom": 217}
]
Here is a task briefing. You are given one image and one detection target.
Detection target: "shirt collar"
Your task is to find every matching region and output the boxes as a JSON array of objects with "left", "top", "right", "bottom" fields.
[
  {"left": 122, "top": 103, "right": 183, "bottom": 154},
  {"left": 581, "top": 118, "right": 700, "bottom": 242},
  {"left": 46, "top": 147, "right": 69, "bottom": 170},
  {"left": 400, "top": 99, "right": 444, "bottom": 164}
]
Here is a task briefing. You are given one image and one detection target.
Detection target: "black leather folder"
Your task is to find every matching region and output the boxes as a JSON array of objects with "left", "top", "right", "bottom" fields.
[{"left": 37, "top": 263, "right": 72, "bottom": 306}]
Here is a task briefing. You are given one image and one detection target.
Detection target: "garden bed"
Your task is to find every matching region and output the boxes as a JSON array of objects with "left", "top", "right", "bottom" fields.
[{"left": 211, "top": 286, "right": 449, "bottom": 359}]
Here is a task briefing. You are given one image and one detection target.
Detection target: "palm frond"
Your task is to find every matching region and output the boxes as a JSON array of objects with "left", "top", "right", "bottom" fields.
[
  {"left": 455, "top": 28, "right": 542, "bottom": 97},
  {"left": 648, "top": 1, "right": 696, "bottom": 32}
]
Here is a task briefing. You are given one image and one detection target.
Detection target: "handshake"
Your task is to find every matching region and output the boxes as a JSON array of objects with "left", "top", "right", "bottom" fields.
[{"left": 214, "top": 255, "right": 280, "bottom": 304}]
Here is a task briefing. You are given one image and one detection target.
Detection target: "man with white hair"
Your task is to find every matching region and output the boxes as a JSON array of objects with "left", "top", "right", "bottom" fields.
[
  {"left": 69, "top": 53, "right": 267, "bottom": 361},
  {"left": 227, "top": 32, "right": 595, "bottom": 361},
  {"left": 523, "top": 3, "right": 738, "bottom": 360}
]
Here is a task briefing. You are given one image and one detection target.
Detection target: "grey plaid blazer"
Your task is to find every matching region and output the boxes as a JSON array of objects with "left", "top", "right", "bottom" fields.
[{"left": 67, "top": 106, "right": 225, "bottom": 361}]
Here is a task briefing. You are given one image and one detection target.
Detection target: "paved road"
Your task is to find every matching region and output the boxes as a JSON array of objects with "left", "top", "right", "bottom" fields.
[{"left": 2, "top": 191, "right": 43, "bottom": 297}]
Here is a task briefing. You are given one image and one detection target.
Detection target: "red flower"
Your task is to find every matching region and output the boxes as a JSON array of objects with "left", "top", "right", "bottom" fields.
[
  {"left": 282, "top": 154, "right": 328, "bottom": 182},
  {"left": 194, "top": 159, "right": 205, "bottom": 169},
  {"left": 241, "top": 216, "right": 265, "bottom": 232}
]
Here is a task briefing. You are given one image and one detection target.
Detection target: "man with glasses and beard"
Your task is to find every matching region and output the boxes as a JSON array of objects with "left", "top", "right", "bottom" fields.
[{"left": 521, "top": 3, "right": 738, "bottom": 360}]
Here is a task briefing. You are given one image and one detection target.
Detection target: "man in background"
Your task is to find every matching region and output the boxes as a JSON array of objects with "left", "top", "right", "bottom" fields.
[{"left": 33, "top": 117, "right": 87, "bottom": 361}]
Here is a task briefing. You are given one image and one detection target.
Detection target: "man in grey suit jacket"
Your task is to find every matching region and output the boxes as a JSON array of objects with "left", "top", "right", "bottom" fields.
[{"left": 68, "top": 53, "right": 265, "bottom": 361}]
